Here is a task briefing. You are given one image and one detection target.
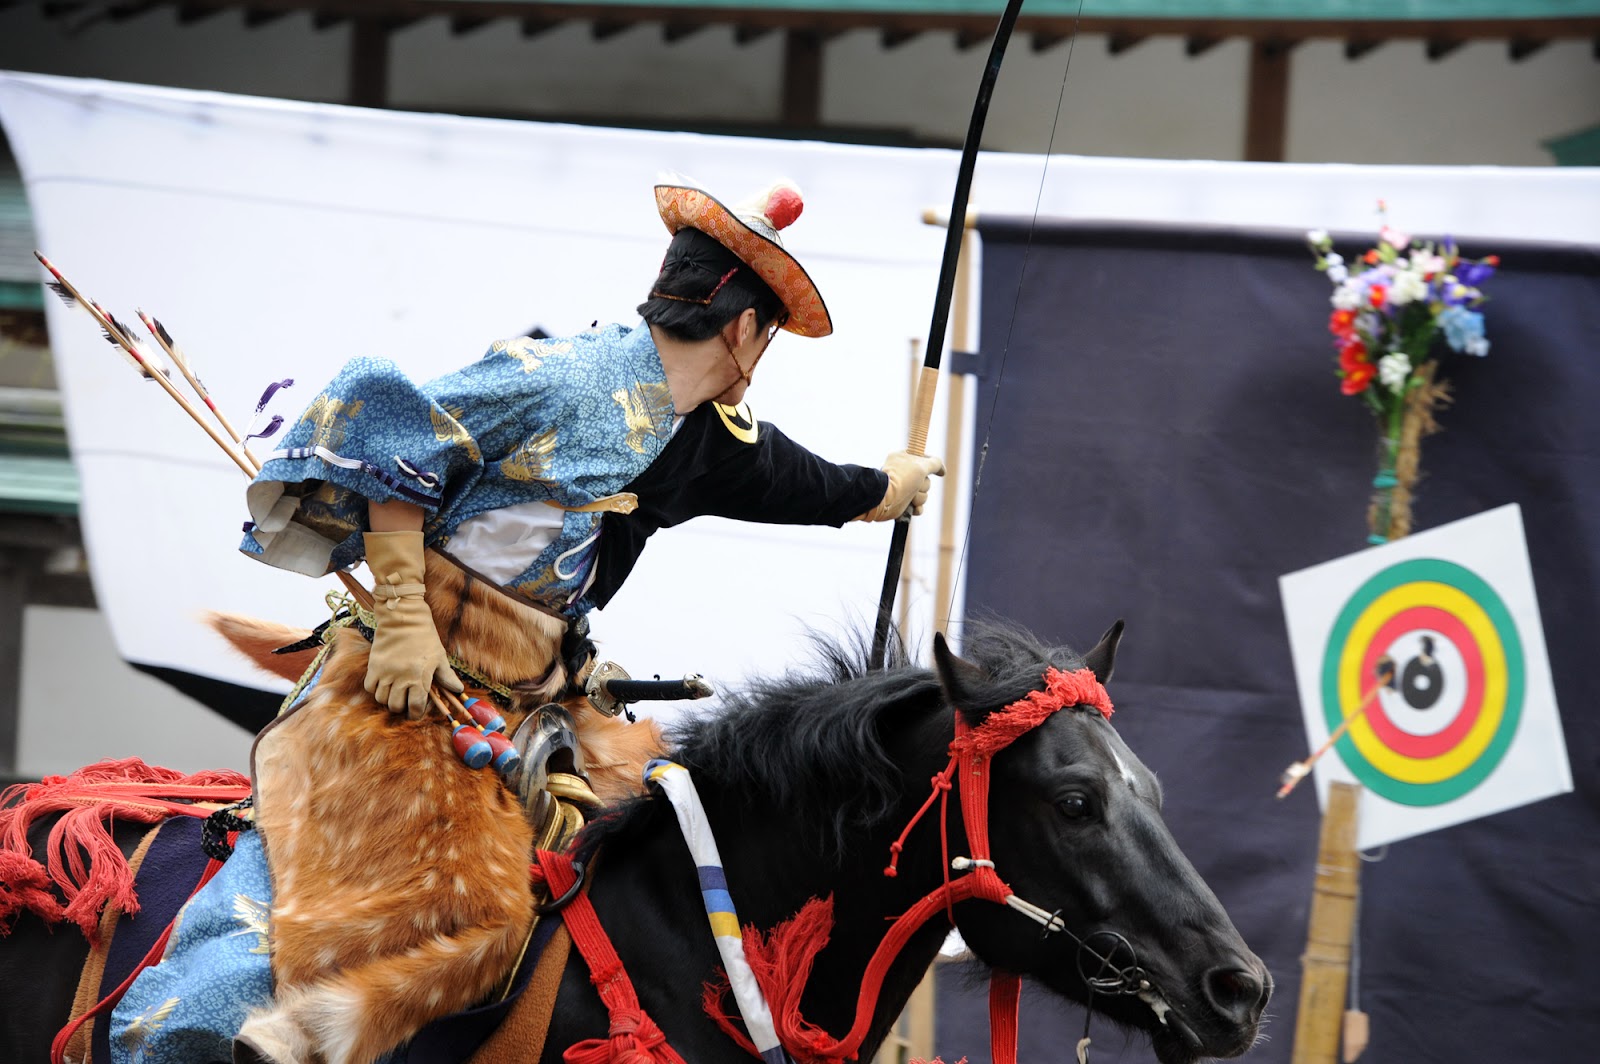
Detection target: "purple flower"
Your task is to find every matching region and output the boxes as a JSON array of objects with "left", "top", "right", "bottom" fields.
[{"left": 1455, "top": 261, "right": 1496, "bottom": 286}]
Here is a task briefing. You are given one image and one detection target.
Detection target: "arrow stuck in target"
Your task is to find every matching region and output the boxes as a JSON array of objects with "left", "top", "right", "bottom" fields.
[{"left": 1277, "top": 658, "right": 1397, "bottom": 800}]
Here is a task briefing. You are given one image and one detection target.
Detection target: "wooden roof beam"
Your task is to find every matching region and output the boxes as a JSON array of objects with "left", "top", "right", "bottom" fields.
[
  {"left": 663, "top": 22, "right": 704, "bottom": 43},
  {"left": 451, "top": 15, "right": 492, "bottom": 36},
  {"left": 1344, "top": 38, "right": 1382, "bottom": 60},
  {"left": 955, "top": 28, "right": 988, "bottom": 51},
  {"left": 521, "top": 17, "right": 560, "bottom": 38},
  {"left": 734, "top": 25, "right": 777, "bottom": 45},
  {"left": 313, "top": 11, "right": 347, "bottom": 31},
  {"left": 1185, "top": 35, "right": 1222, "bottom": 57},
  {"left": 176, "top": 4, "right": 223, "bottom": 25},
  {"left": 108, "top": 1, "right": 163, "bottom": 23},
  {"left": 1426, "top": 37, "right": 1464, "bottom": 61},
  {"left": 881, "top": 28, "right": 921, "bottom": 50},
  {"left": 591, "top": 20, "right": 630, "bottom": 42},
  {"left": 244, "top": 9, "right": 289, "bottom": 29},
  {"left": 1107, "top": 31, "right": 1147, "bottom": 56},
  {"left": 1508, "top": 37, "right": 1549, "bottom": 61},
  {"left": 1031, "top": 32, "right": 1068, "bottom": 53}
]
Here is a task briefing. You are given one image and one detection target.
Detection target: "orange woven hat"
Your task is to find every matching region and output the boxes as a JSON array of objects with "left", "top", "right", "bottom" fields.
[{"left": 654, "top": 176, "right": 833, "bottom": 338}]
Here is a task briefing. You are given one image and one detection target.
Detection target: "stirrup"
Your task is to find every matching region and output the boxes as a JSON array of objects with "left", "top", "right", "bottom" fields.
[{"left": 509, "top": 703, "right": 591, "bottom": 826}]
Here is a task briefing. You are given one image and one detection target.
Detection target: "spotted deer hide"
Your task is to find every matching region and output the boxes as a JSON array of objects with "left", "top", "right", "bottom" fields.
[{"left": 209, "top": 551, "right": 664, "bottom": 1064}]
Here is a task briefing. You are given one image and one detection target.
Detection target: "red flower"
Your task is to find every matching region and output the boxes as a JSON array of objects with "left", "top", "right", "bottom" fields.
[
  {"left": 1328, "top": 309, "right": 1357, "bottom": 337},
  {"left": 1484, "top": 254, "right": 1500, "bottom": 266},
  {"left": 1341, "top": 361, "right": 1376, "bottom": 395},
  {"left": 1338, "top": 339, "right": 1369, "bottom": 372},
  {"left": 1368, "top": 284, "right": 1388, "bottom": 308},
  {"left": 1363, "top": 249, "right": 1381, "bottom": 265}
]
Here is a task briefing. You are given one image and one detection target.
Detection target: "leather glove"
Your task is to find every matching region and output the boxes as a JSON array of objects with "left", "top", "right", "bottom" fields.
[
  {"left": 857, "top": 451, "right": 946, "bottom": 522},
  {"left": 362, "top": 530, "right": 463, "bottom": 719}
]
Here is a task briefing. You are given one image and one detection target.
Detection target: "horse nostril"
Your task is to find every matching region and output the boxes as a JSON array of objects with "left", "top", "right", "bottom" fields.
[{"left": 1203, "top": 965, "right": 1268, "bottom": 1026}]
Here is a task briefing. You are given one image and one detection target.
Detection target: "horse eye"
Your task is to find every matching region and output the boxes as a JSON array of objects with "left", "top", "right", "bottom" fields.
[{"left": 1058, "top": 792, "right": 1093, "bottom": 820}]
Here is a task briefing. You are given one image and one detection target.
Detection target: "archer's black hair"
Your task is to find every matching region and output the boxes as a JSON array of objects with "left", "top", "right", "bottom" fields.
[{"left": 638, "top": 227, "right": 786, "bottom": 342}]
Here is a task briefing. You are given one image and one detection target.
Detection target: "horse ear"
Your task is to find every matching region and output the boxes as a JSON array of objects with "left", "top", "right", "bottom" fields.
[
  {"left": 1082, "top": 620, "right": 1125, "bottom": 685},
  {"left": 932, "top": 631, "right": 991, "bottom": 718}
]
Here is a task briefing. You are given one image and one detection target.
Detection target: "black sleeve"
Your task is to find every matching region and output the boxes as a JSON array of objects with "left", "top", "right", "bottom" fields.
[
  {"left": 697, "top": 417, "right": 888, "bottom": 526},
  {"left": 582, "top": 404, "right": 887, "bottom": 611}
]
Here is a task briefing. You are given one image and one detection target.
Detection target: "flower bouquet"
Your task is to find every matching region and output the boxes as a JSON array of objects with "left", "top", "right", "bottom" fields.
[{"left": 1307, "top": 214, "right": 1498, "bottom": 543}]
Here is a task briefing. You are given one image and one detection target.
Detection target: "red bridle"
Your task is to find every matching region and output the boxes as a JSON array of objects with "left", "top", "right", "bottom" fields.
[{"left": 748, "top": 666, "right": 1114, "bottom": 1064}]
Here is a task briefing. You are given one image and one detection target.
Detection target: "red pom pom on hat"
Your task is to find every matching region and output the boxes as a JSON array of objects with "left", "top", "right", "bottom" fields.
[{"left": 763, "top": 181, "right": 804, "bottom": 231}]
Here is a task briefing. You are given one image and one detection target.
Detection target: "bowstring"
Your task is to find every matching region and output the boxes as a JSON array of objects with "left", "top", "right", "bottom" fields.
[{"left": 945, "top": 2, "right": 1087, "bottom": 635}]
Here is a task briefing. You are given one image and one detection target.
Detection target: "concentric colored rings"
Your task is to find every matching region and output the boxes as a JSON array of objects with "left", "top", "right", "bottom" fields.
[{"left": 1320, "top": 558, "right": 1524, "bottom": 806}]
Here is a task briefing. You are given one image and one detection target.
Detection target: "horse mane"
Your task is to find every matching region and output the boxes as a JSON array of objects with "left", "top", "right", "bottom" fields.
[{"left": 579, "top": 621, "right": 1090, "bottom": 859}]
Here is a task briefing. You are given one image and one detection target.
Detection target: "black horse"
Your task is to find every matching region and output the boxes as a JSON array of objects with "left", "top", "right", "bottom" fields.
[{"left": 1, "top": 621, "right": 1269, "bottom": 1064}]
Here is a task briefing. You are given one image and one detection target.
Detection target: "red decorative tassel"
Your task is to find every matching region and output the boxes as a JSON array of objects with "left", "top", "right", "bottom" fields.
[
  {"left": 703, "top": 896, "right": 840, "bottom": 1061},
  {"left": 0, "top": 757, "right": 249, "bottom": 942},
  {"left": 0, "top": 848, "right": 65, "bottom": 931}
]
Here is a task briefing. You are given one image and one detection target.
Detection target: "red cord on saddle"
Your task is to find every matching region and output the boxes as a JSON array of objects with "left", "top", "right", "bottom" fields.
[{"left": 540, "top": 850, "right": 689, "bottom": 1064}]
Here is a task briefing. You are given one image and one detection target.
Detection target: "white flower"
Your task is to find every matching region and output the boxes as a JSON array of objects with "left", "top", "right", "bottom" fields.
[
  {"left": 1307, "top": 228, "right": 1330, "bottom": 248},
  {"left": 1389, "top": 270, "right": 1428, "bottom": 305},
  {"left": 1465, "top": 335, "right": 1490, "bottom": 357},
  {"left": 1331, "top": 281, "right": 1363, "bottom": 310},
  {"left": 1327, "top": 263, "right": 1349, "bottom": 283},
  {"left": 1411, "top": 251, "right": 1444, "bottom": 275},
  {"left": 1378, "top": 351, "right": 1412, "bottom": 393}
]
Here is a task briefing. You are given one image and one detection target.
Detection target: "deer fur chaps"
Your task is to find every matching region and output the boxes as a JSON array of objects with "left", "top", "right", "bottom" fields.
[{"left": 209, "top": 551, "right": 664, "bottom": 1064}]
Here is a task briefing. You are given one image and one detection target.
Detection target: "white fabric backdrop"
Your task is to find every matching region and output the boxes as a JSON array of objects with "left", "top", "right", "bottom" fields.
[{"left": 2, "top": 71, "right": 1596, "bottom": 718}]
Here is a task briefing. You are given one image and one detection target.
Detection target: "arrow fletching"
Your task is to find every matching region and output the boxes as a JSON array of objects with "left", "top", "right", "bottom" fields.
[
  {"left": 102, "top": 310, "right": 171, "bottom": 380},
  {"left": 45, "top": 281, "right": 79, "bottom": 309},
  {"left": 142, "top": 312, "right": 191, "bottom": 375}
]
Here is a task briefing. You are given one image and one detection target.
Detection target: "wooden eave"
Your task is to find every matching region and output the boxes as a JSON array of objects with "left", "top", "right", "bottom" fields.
[{"left": 21, "top": 1, "right": 1600, "bottom": 46}]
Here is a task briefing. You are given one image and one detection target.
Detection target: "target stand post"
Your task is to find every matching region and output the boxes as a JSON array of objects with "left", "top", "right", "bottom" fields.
[{"left": 1291, "top": 780, "right": 1364, "bottom": 1064}]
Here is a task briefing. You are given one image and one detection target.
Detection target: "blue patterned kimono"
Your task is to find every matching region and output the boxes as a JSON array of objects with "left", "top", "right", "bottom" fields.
[
  {"left": 110, "top": 832, "right": 274, "bottom": 1064},
  {"left": 241, "top": 323, "right": 677, "bottom": 613}
]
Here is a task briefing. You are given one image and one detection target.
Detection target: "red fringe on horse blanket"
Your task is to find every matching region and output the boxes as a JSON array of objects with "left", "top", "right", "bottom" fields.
[{"left": 0, "top": 758, "right": 250, "bottom": 941}]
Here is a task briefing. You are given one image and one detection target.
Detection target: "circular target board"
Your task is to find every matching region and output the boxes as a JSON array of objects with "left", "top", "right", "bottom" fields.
[{"left": 1321, "top": 558, "right": 1524, "bottom": 806}]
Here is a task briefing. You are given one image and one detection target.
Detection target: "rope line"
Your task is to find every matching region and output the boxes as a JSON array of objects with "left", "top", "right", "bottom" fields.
[{"left": 945, "top": 1, "right": 1087, "bottom": 633}]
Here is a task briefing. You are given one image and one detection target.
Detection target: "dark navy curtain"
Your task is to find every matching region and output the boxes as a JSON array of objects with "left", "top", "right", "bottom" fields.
[{"left": 933, "top": 219, "right": 1600, "bottom": 1064}]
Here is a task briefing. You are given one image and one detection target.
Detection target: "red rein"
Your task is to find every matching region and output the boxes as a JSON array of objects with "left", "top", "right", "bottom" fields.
[{"left": 708, "top": 666, "right": 1113, "bottom": 1064}]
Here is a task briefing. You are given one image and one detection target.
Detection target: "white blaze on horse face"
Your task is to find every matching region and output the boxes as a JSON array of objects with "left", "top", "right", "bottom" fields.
[{"left": 1109, "top": 746, "right": 1137, "bottom": 788}]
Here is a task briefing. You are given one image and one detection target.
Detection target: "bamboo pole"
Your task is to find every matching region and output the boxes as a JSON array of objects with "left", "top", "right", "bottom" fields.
[
  {"left": 897, "top": 341, "right": 919, "bottom": 641},
  {"left": 934, "top": 223, "right": 975, "bottom": 635},
  {"left": 1290, "top": 781, "right": 1362, "bottom": 1064}
]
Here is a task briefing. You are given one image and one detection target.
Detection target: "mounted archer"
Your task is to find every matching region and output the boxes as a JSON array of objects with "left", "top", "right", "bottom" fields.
[{"left": 166, "top": 175, "right": 944, "bottom": 1064}]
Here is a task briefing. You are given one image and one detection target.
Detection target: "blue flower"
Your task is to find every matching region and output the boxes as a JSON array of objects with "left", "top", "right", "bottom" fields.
[
  {"left": 1455, "top": 261, "right": 1496, "bottom": 287},
  {"left": 1438, "top": 305, "right": 1487, "bottom": 356}
]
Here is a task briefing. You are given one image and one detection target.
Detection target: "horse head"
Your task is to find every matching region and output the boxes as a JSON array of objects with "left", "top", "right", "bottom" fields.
[{"left": 933, "top": 621, "right": 1271, "bottom": 1063}]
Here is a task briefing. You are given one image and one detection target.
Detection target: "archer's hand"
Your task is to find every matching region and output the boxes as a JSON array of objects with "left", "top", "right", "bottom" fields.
[
  {"left": 858, "top": 451, "right": 946, "bottom": 522},
  {"left": 362, "top": 531, "right": 463, "bottom": 719}
]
